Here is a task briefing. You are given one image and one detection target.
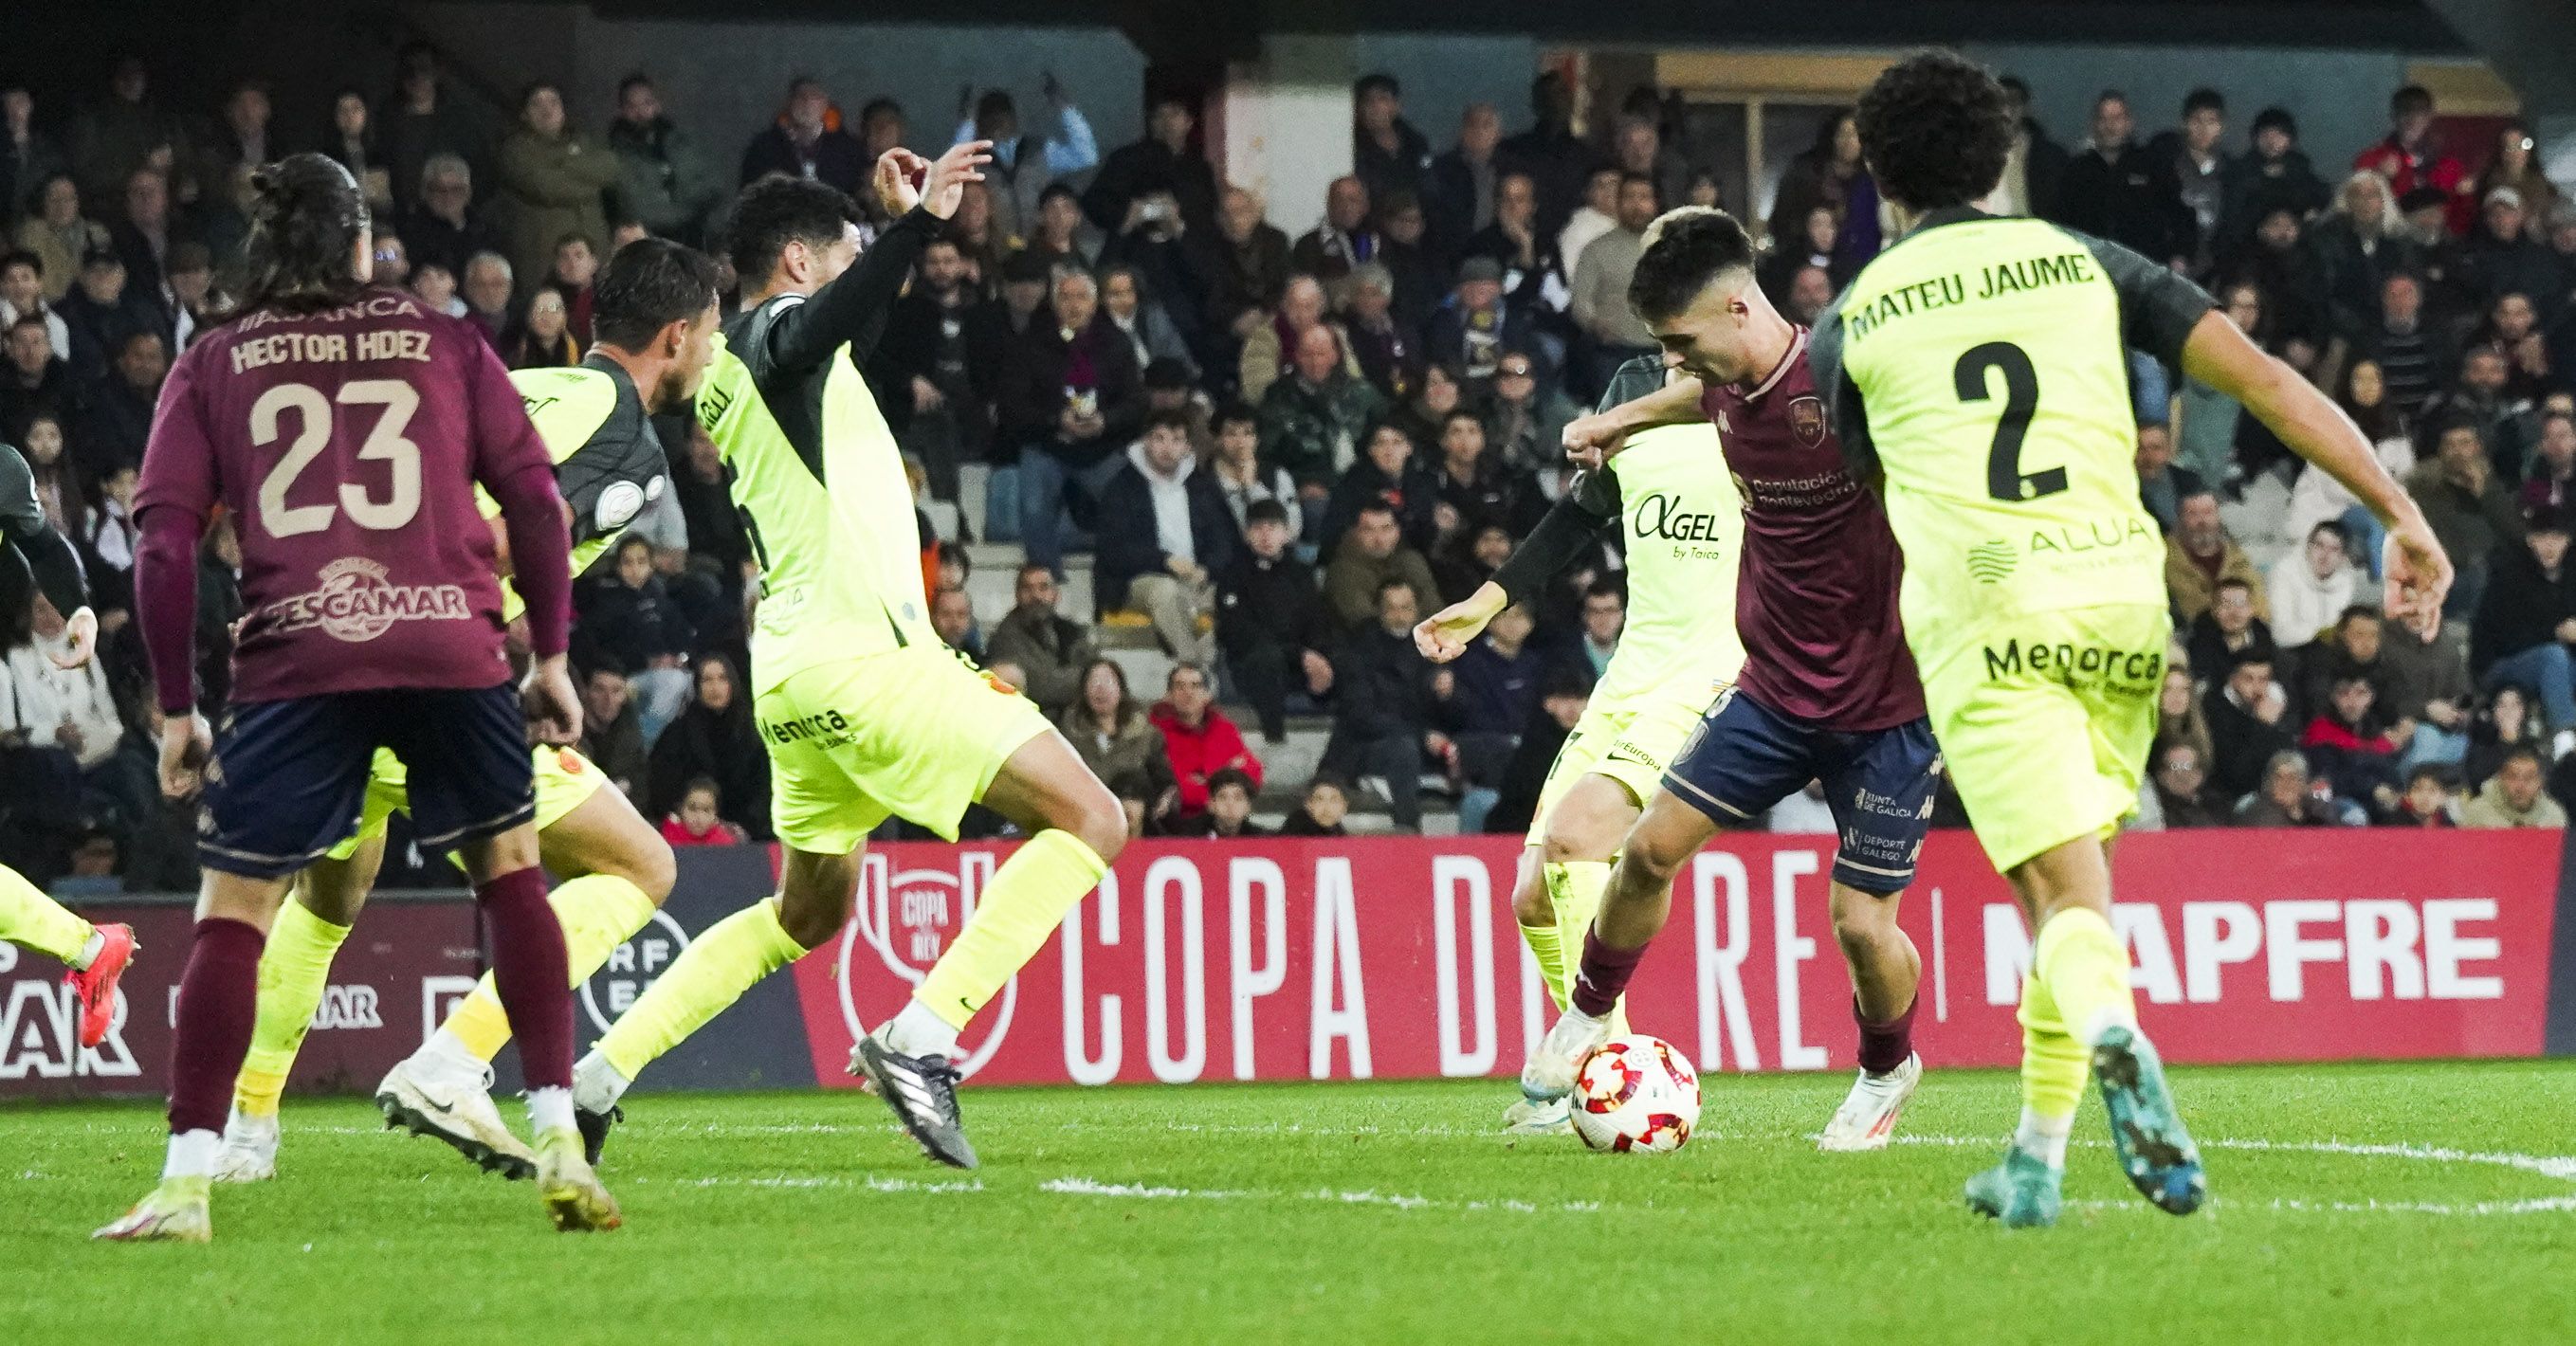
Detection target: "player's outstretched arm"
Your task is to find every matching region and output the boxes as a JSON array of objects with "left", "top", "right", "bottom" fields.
[
  {"left": 1562, "top": 375, "right": 1706, "bottom": 465},
  {"left": 2180, "top": 310, "right": 2453, "bottom": 635},
  {"left": 1416, "top": 582, "right": 1507, "bottom": 662},
  {"left": 767, "top": 141, "right": 993, "bottom": 375},
  {"left": 1416, "top": 469, "right": 1624, "bottom": 663}
]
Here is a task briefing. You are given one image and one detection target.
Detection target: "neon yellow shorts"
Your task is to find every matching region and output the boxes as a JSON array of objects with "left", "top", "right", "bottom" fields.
[
  {"left": 1527, "top": 689, "right": 1720, "bottom": 845},
  {"left": 326, "top": 744, "right": 608, "bottom": 863},
  {"left": 756, "top": 645, "right": 1055, "bottom": 852},
  {"left": 1914, "top": 603, "right": 2170, "bottom": 874}
]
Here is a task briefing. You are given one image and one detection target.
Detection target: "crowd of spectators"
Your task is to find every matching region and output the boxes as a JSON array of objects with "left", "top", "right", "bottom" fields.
[{"left": 7, "top": 46, "right": 2576, "bottom": 887}]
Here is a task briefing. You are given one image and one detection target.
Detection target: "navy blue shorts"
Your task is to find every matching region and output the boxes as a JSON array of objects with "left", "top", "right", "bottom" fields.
[
  {"left": 1661, "top": 688, "right": 1943, "bottom": 896},
  {"left": 199, "top": 685, "right": 536, "bottom": 879}
]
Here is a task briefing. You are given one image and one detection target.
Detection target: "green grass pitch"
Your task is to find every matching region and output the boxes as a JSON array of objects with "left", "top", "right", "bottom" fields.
[{"left": 7, "top": 1061, "right": 2575, "bottom": 1343}]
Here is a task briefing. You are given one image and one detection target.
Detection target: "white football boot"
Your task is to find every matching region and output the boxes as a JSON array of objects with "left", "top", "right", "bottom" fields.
[
  {"left": 1818, "top": 1052, "right": 1922, "bottom": 1152},
  {"left": 375, "top": 1056, "right": 538, "bottom": 1179},
  {"left": 210, "top": 1107, "right": 279, "bottom": 1183},
  {"left": 1501, "top": 1095, "right": 1574, "bottom": 1135},
  {"left": 1519, "top": 1008, "right": 1611, "bottom": 1104}
]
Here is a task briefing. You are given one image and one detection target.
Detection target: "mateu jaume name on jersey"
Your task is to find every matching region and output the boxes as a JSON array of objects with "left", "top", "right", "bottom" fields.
[
  {"left": 228, "top": 295, "right": 438, "bottom": 373},
  {"left": 1843, "top": 250, "right": 2097, "bottom": 343}
]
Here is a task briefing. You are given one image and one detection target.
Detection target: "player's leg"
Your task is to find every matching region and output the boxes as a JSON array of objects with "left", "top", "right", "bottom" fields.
[
  {"left": 99, "top": 698, "right": 372, "bottom": 1243},
  {"left": 1813, "top": 719, "right": 1941, "bottom": 1152},
  {"left": 0, "top": 862, "right": 135, "bottom": 1048},
  {"left": 397, "top": 686, "right": 616, "bottom": 1232},
  {"left": 215, "top": 835, "right": 385, "bottom": 1182},
  {"left": 861, "top": 723, "right": 1124, "bottom": 1168},
  {"left": 1498, "top": 703, "right": 1637, "bottom": 1128},
  {"left": 1521, "top": 789, "right": 1714, "bottom": 1101}
]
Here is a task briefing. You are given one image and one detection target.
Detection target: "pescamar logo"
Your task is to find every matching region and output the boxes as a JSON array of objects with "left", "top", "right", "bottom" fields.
[
  {"left": 309, "top": 984, "right": 382, "bottom": 1030},
  {"left": 838, "top": 852, "right": 1014, "bottom": 1080},
  {"left": 267, "top": 557, "right": 471, "bottom": 642}
]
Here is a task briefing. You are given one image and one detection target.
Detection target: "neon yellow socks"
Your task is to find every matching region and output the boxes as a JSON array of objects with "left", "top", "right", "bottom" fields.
[
  {"left": 594, "top": 897, "right": 807, "bottom": 1082},
  {"left": 917, "top": 829, "right": 1108, "bottom": 1028},
  {"left": 234, "top": 900, "right": 353, "bottom": 1118},
  {"left": 0, "top": 864, "right": 92, "bottom": 965},
  {"left": 1546, "top": 860, "right": 1627, "bottom": 1034},
  {"left": 1518, "top": 912, "right": 1567, "bottom": 1011},
  {"left": 2018, "top": 906, "right": 2135, "bottom": 1161},
  {"left": 441, "top": 874, "right": 660, "bottom": 1060}
]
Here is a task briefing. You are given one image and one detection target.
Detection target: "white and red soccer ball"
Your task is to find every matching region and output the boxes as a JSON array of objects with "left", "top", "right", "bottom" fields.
[{"left": 1569, "top": 1034, "right": 1701, "bottom": 1154}]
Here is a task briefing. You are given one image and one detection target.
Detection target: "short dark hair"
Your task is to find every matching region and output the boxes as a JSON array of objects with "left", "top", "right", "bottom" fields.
[
  {"left": 1617, "top": 171, "right": 1655, "bottom": 195},
  {"left": 1356, "top": 500, "right": 1400, "bottom": 523},
  {"left": 976, "top": 89, "right": 1015, "bottom": 126},
  {"left": 2254, "top": 106, "right": 2297, "bottom": 138},
  {"left": 1142, "top": 356, "right": 1194, "bottom": 391},
  {"left": 725, "top": 175, "right": 859, "bottom": 283},
  {"left": 1376, "top": 576, "right": 1417, "bottom": 604},
  {"left": 2183, "top": 87, "right": 2224, "bottom": 118},
  {"left": 1038, "top": 181, "right": 1080, "bottom": 209},
  {"left": 2405, "top": 763, "right": 2450, "bottom": 791},
  {"left": 2095, "top": 89, "right": 2128, "bottom": 111},
  {"left": 0, "top": 249, "right": 39, "bottom": 278},
  {"left": 682, "top": 773, "right": 721, "bottom": 803},
  {"left": 1627, "top": 207, "right": 1755, "bottom": 322},
  {"left": 859, "top": 96, "right": 903, "bottom": 126},
  {"left": 593, "top": 237, "right": 722, "bottom": 351},
  {"left": 2337, "top": 603, "right": 2381, "bottom": 628},
  {"left": 1442, "top": 407, "right": 1485, "bottom": 432},
  {"left": 1583, "top": 579, "right": 1624, "bottom": 605},
  {"left": 1142, "top": 406, "right": 1196, "bottom": 437},
  {"left": 1354, "top": 73, "right": 1399, "bottom": 101},
  {"left": 2215, "top": 575, "right": 2254, "bottom": 595},
  {"left": 1856, "top": 51, "right": 2016, "bottom": 212},
  {"left": 2499, "top": 742, "right": 2547, "bottom": 773},
  {"left": 1208, "top": 767, "right": 1255, "bottom": 799},
  {"left": 2392, "top": 84, "right": 2434, "bottom": 117},
  {"left": 1213, "top": 400, "right": 1258, "bottom": 433},
  {"left": 1245, "top": 499, "right": 1290, "bottom": 527},
  {"left": 2309, "top": 519, "right": 2349, "bottom": 546},
  {"left": 617, "top": 72, "right": 655, "bottom": 100}
]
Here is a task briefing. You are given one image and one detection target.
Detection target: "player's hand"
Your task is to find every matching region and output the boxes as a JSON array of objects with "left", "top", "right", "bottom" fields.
[
  {"left": 918, "top": 140, "right": 993, "bottom": 221},
  {"left": 2382, "top": 510, "right": 2454, "bottom": 642},
  {"left": 875, "top": 148, "right": 930, "bottom": 217},
  {"left": 48, "top": 606, "right": 98, "bottom": 670},
  {"left": 1562, "top": 410, "right": 1629, "bottom": 468},
  {"left": 158, "top": 712, "right": 211, "bottom": 801},
  {"left": 1415, "top": 582, "right": 1506, "bottom": 663},
  {"left": 522, "top": 654, "right": 584, "bottom": 747}
]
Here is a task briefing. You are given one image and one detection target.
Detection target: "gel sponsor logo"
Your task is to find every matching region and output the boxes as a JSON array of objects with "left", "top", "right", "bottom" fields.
[
  {"left": 266, "top": 557, "right": 470, "bottom": 643},
  {"left": 1982, "top": 899, "right": 2507, "bottom": 1006},
  {"left": 1629, "top": 492, "right": 1728, "bottom": 544},
  {"left": 582, "top": 911, "right": 691, "bottom": 1033}
]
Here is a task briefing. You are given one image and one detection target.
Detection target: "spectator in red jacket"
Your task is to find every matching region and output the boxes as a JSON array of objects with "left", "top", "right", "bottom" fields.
[
  {"left": 661, "top": 776, "right": 750, "bottom": 847},
  {"left": 2354, "top": 85, "right": 2472, "bottom": 236},
  {"left": 1150, "top": 662, "right": 1263, "bottom": 818}
]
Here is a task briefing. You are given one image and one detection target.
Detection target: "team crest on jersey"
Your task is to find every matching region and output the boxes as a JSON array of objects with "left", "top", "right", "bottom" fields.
[{"left": 1787, "top": 396, "right": 1826, "bottom": 446}]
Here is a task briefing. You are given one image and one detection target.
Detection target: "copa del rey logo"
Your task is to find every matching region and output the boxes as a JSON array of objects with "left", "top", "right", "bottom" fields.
[{"left": 836, "top": 852, "right": 1016, "bottom": 1079}]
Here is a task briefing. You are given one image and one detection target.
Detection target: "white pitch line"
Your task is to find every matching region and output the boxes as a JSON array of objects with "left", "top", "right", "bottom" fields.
[{"left": 1039, "top": 1175, "right": 1602, "bottom": 1214}]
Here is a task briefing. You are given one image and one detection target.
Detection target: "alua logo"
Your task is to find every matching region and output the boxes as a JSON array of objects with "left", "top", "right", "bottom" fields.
[
  {"left": 1630, "top": 492, "right": 1726, "bottom": 543},
  {"left": 835, "top": 851, "right": 1016, "bottom": 1080},
  {"left": 1967, "top": 538, "right": 2017, "bottom": 584},
  {"left": 582, "top": 910, "right": 693, "bottom": 1034}
]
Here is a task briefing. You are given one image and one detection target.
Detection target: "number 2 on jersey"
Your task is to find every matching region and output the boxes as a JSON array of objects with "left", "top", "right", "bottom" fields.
[
  {"left": 1953, "top": 342, "right": 2065, "bottom": 503},
  {"left": 250, "top": 379, "right": 424, "bottom": 538}
]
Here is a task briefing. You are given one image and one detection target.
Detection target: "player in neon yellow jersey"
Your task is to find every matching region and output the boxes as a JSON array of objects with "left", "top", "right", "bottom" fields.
[
  {"left": 1821, "top": 52, "right": 2450, "bottom": 1226},
  {"left": 1416, "top": 353, "right": 1744, "bottom": 1135},
  {"left": 211, "top": 239, "right": 725, "bottom": 1182},
  {"left": 568, "top": 141, "right": 1129, "bottom": 1172}
]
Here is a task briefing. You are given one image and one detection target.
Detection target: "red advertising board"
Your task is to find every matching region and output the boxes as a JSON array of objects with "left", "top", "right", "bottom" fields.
[{"left": 800, "top": 829, "right": 2562, "bottom": 1087}]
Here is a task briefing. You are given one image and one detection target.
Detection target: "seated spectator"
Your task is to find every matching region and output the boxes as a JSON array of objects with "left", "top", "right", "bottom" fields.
[
  {"left": 1430, "top": 409, "right": 1536, "bottom": 538},
  {"left": 3, "top": 314, "right": 81, "bottom": 434},
  {"left": 1002, "top": 268, "right": 1143, "bottom": 575},
  {"left": 1150, "top": 663, "right": 1262, "bottom": 821},
  {"left": 1447, "top": 600, "right": 1544, "bottom": 789},
  {"left": 56, "top": 249, "right": 155, "bottom": 382},
  {"left": 576, "top": 535, "right": 694, "bottom": 740},
  {"left": 2520, "top": 409, "right": 2576, "bottom": 514},
  {"left": 646, "top": 655, "right": 769, "bottom": 838},
  {"left": 1290, "top": 175, "right": 1379, "bottom": 300},
  {"left": 1096, "top": 409, "right": 1234, "bottom": 664},
  {"left": 660, "top": 776, "right": 749, "bottom": 847},
  {"left": 2476, "top": 290, "right": 2552, "bottom": 405},
  {"left": 1061, "top": 658, "right": 1178, "bottom": 810},
  {"left": 1022, "top": 182, "right": 1105, "bottom": 272},
  {"left": 461, "top": 251, "right": 515, "bottom": 348},
  {"left": 1323, "top": 500, "right": 1441, "bottom": 636},
  {"left": 2392, "top": 764, "right": 2458, "bottom": 827},
  {"left": 2421, "top": 344, "right": 2540, "bottom": 488},
  {"left": 1576, "top": 582, "right": 1624, "bottom": 681},
  {"left": 2148, "top": 740, "right": 2225, "bottom": 828},
  {"left": 2459, "top": 744, "right": 2567, "bottom": 828},
  {"left": 2378, "top": 615, "right": 2476, "bottom": 774},
  {"left": 1484, "top": 670, "right": 1590, "bottom": 835},
  {"left": 0, "top": 252, "right": 67, "bottom": 361},
  {"left": 2206, "top": 646, "right": 2295, "bottom": 802},
  {"left": 545, "top": 234, "right": 600, "bottom": 345},
  {"left": 1322, "top": 578, "right": 1451, "bottom": 831},
  {"left": 1179, "top": 767, "right": 1267, "bottom": 839},
  {"left": 2469, "top": 505, "right": 2576, "bottom": 755},
  {"left": 1375, "top": 191, "right": 1446, "bottom": 335},
  {"left": 1279, "top": 775, "right": 1352, "bottom": 837},
  {"left": 1242, "top": 274, "right": 1359, "bottom": 408},
  {"left": 1460, "top": 171, "right": 1568, "bottom": 327},
  {"left": 2466, "top": 188, "right": 2555, "bottom": 310},
  {"left": 492, "top": 84, "right": 616, "bottom": 292},
  {"left": 1391, "top": 359, "right": 1465, "bottom": 459},
  {"left": 983, "top": 563, "right": 1097, "bottom": 718},
  {"left": 1434, "top": 521, "right": 1515, "bottom": 608},
  {"left": 1206, "top": 401, "right": 1301, "bottom": 538},
  {"left": 959, "top": 76, "right": 1100, "bottom": 247},
  {"left": 82, "top": 330, "right": 166, "bottom": 476},
  {"left": 1427, "top": 256, "right": 1529, "bottom": 386},
  {"left": 2155, "top": 661, "right": 2216, "bottom": 768},
  {"left": 1339, "top": 263, "right": 1415, "bottom": 400},
  {"left": 2303, "top": 673, "right": 2404, "bottom": 818},
  {"left": 12, "top": 174, "right": 111, "bottom": 308},
  {"left": 1099, "top": 263, "right": 1193, "bottom": 379},
  {"left": 2296, "top": 605, "right": 2397, "bottom": 726},
  {"left": 577, "top": 665, "right": 648, "bottom": 802},
  {"left": 502, "top": 283, "right": 580, "bottom": 369},
  {"left": 2135, "top": 423, "right": 2205, "bottom": 537},
  {"left": 1321, "top": 421, "right": 1436, "bottom": 555},
  {"left": 397, "top": 154, "right": 499, "bottom": 281},
  {"left": 931, "top": 584, "right": 981, "bottom": 661},
  {"left": 2409, "top": 417, "right": 2525, "bottom": 617},
  {"left": 1217, "top": 500, "right": 1332, "bottom": 742},
  {"left": 1483, "top": 350, "right": 1580, "bottom": 480},
  {"left": 5, "top": 597, "right": 129, "bottom": 826},
  {"left": 2285, "top": 359, "right": 2414, "bottom": 572},
  {"left": 2233, "top": 750, "right": 2343, "bottom": 827},
  {"left": 1258, "top": 321, "right": 1383, "bottom": 520},
  {"left": 2266, "top": 521, "right": 2358, "bottom": 648},
  {"left": 1210, "top": 186, "right": 1292, "bottom": 343},
  {"left": 2464, "top": 684, "right": 2535, "bottom": 792},
  {"left": 2165, "top": 488, "right": 2266, "bottom": 625},
  {"left": 739, "top": 77, "right": 868, "bottom": 195}
]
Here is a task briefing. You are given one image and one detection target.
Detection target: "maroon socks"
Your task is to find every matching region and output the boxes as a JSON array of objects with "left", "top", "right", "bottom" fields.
[
  {"left": 476, "top": 865, "right": 574, "bottom": 1091},
  {"left": 167, "top": 918, "right": 266, "bottom": 1136},
  {"left": 1570, "top": 929, "right": 1648, "bottom": 1019},
  {"left": 1855, "top": 995, "right": 1918, "bottom": 1076}
]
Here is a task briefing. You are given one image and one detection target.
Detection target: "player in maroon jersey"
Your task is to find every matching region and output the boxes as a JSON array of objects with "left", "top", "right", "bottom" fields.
[
  {"left": 1523, "top": 209, "right": 1943, "bottom": 1149},
  {"left": 98, "top": 154, "right": 614, "bottom": 1241}
]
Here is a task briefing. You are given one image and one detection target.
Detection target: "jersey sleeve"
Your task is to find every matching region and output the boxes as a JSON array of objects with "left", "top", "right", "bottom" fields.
[
  {"left": 1805, "top": 300, "right": 1879, "bottom": 482},
  {"left": 760, "top": 206, "right": 937, "bottom": 378},
  {"left": 135, "top": 344, "right": 219, "bottom": 529},
  {"left": 0, "top": 442, "right": 85, "bottom": 617},
  {"left": 464, "top": 336, "right": 574, "bottom": 655},
  {"left": 1489, "top": 468, "right": 1620, "bottom": 606},
  {"left": 2070, "top": 227, "right": 2216, "bottom": 370},
  {"left": 554, "top": 379, "right": 663, "bottom": 551}
]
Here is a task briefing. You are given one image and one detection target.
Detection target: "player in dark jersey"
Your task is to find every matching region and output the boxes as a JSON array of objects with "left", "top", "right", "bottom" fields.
[
  {"left": 0, "top": 438, "right": 139, "bottom": 1052},
  {"left": 1520, "top": 209, "right": 1945, "bottom": 1150},
  {"left": 102, "top": 154, "right": 613, "bottom": 1241}
]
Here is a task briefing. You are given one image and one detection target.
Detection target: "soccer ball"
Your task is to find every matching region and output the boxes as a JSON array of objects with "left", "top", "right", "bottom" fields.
[{"left": 1569, "top": 1034, "right": 1700, "bottom": 1154}]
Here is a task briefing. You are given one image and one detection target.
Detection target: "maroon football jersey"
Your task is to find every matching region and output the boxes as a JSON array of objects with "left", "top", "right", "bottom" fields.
[
  {"left": 137, "top": 288, "right": 547, "bottom": 703},
  {"left": 1699, "top": 326, "right": 1927, "bottom": 730}
]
